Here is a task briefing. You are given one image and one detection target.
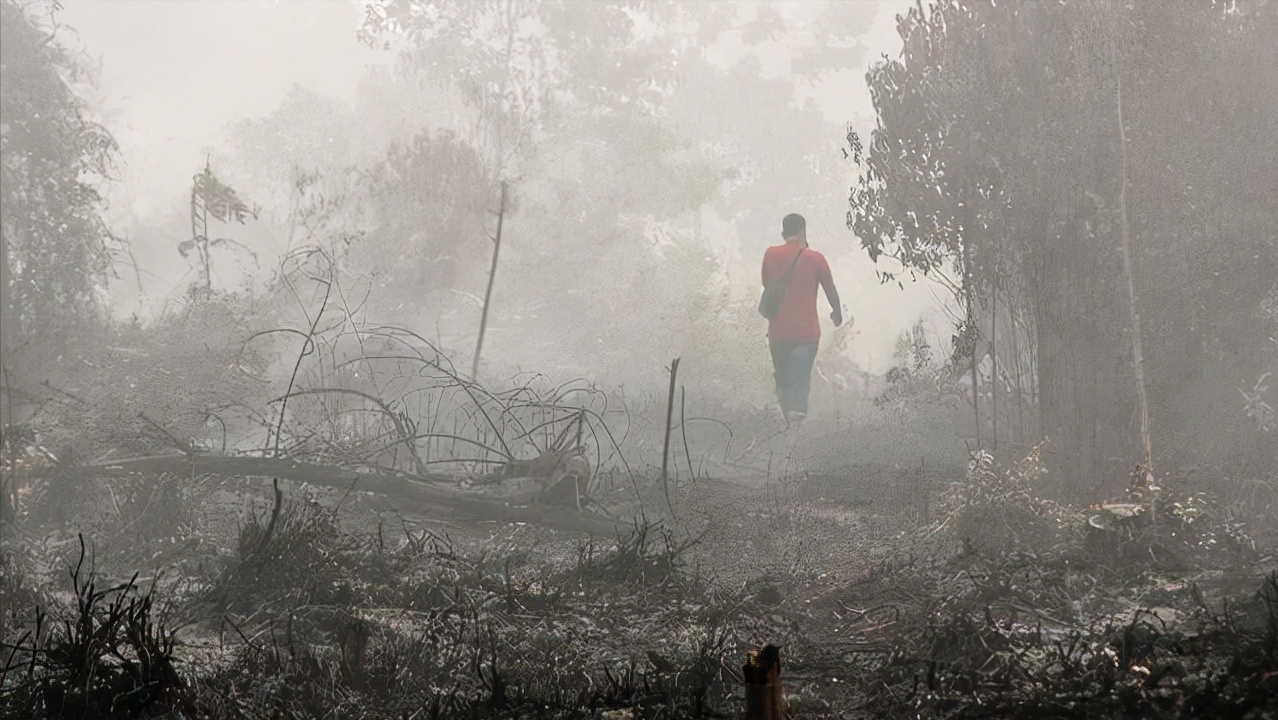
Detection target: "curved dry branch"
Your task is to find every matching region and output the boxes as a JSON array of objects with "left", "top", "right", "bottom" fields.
[
  {"left": 339, "top": 350, "right": 512, "bottom": 458},
  {"left": 236, "top": 327, "right": 314, "bottom": 377},
  {"left": 271, "top": 386, "right": 422, "bottom": 471},
  {"left": 369, "top": 432, "right": 510, "bottom": 464},
  {"left": 681, "top": 416, "right": 736, "bottom": 461},
  {"left": 271, "top": 276, "right": 332, "bottom": 460}
]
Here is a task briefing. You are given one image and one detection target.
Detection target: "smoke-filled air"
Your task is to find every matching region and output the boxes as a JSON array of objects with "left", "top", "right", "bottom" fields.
[{"left": 1, "top": 0, "right": 1275, "bottom": 717}]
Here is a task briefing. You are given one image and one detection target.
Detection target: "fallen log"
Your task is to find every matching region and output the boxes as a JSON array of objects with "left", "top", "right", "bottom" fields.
[{"left": 53, "top": 454, "right": 628, "bottom": 537}]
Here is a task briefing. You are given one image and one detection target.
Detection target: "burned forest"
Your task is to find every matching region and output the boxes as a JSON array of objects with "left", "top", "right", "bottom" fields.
[{"left": 1, "top": 1, "right": 1275, "bottom": 718}]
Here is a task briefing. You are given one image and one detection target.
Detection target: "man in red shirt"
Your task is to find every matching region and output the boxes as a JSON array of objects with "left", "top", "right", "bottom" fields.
[{"left": 761, "top": 213, "right": 842, "bottom": 427}]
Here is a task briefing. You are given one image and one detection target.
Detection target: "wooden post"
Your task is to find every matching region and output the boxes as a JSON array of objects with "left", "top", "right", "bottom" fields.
[{"left": 743, "top": 644, "right": 784, "bottom": 720}]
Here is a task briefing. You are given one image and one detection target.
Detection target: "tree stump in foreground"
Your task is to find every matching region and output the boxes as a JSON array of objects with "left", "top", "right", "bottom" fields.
[{"left": 743, "top": 644, "right": 784, "bottom": 720}]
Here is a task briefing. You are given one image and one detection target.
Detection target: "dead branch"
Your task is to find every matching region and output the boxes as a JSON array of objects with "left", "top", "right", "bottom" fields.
[
  {"left": 136, "top": 412, "right": 194, "bottom": 457},
  {"left": 272, "top": 386, "right": 423, "bottom": 472},
  {"left": 680, "top": 387, "right": 695, "bottom": 485},
  {"left": 660, "top": 357, "right": 680, "bottom": 519}
]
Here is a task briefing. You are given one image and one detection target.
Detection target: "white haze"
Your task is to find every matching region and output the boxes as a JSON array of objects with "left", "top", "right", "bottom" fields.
[{"left": 60, "top": 0, "right": 949, "bottom": 375}]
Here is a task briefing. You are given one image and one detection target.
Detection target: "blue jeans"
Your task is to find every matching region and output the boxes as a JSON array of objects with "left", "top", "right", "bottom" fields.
[{"left": 769, "top": 340, "right": 818, "bottom": 417}]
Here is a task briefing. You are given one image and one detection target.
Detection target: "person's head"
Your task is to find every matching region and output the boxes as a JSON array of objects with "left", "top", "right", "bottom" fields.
[{"left": 781, "top": 213, "right": 806, "bottom": 242}]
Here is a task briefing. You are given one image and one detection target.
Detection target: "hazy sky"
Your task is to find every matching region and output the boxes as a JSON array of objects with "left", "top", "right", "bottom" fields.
[
  {"left": 60, "top": 0, "right": 389, "bottom": 218},
  {"left": 55, "top": 0, "right": 942, "bottom": 372},
  {"left": 60, "top": 0, "right": 906, "bottom": 216}
]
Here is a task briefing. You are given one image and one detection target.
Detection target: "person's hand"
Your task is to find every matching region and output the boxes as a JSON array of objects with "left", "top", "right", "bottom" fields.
[{"left": 830, "top": 309, "right": 843, "bottom": 327}]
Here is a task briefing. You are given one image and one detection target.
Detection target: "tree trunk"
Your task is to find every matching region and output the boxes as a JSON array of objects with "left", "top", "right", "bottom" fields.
[
  {"left": 55, "top": 454, "right": 627, "bottom": 536},
  {"left": 1031, "top": 201, "right": 1138, "bottom": 500},
  {"left": 0, "top": 233, "right": 13, "bottom": 364},
  {"left": 960, "top": 236, "right": 981, "bottom": 449},
  {"left": 991, "top": 278, "right": 999, "bottom": 451},
  {"left": 1113, "top": 69, "right": 1154, "bottom": 481}
]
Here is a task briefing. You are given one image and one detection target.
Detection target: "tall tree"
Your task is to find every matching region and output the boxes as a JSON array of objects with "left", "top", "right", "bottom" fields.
[
  {"left": 0, "top": 0, "right": 117, "bottom": 383},
  {"left": 849, "top": 0, "right": 1278, "bottom": 498},
  {"left": 179, "top": 161, "right": 257, "bottom": 296},
  {"left": 1118, "top": 0, "right": 1278, "bottom": 474}
]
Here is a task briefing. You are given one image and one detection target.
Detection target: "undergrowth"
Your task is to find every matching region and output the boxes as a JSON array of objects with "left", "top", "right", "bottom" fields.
[
  {"left": 815, "top": 444, "right": 1277, "bottom": 719},
  {"left": 2, "top": 451, "right": 1274, "bottom": 719},
  {"left": 0, "top": 535, "right": 188, "bottom": 719}
]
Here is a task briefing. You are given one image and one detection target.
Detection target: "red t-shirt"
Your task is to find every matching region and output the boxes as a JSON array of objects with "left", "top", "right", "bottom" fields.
[{"left": 761, "top": 242, "right": 832, "bottom": 342}]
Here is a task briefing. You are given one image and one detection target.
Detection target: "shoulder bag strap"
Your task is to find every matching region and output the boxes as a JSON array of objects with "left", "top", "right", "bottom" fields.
[{"left": 778, "top": 247, "right": 805, "bottom": 284}]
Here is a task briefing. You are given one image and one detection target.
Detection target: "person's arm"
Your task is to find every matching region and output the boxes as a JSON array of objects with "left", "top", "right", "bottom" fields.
[{"left": 820, "top": 261, "right": 842, "bottom": 327}]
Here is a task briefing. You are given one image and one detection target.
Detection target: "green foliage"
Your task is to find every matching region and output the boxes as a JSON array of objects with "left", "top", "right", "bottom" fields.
[
  {"left": 20, "top": 292, "right": 270, "bottom": 464},
  {"left": 0, "top": 0, "right": 117, "bottom": 378},
  {"left": 183, "top": 161, "right": 260, "bottom": 296},
  {"left": 213, "top": 2, "right": 891, "bottom": 392},
  {"left": 849, "top": 0, "right": 1278, "bottom": 495},
  {"left": 875, "top": 319, "right": 962, "bottom": 411},
  {"left": 358, "top": 130, "right": 494, "bottom": 305},
  {"left": 351, "top": 1, "right": 727, "bottom": 382},
  {"left": 227, "top": 85, "right": 363, "bottom": 202},
  {"left": 359, "top": 0, "right": 683, "bottom": 136},
  {"left": 938, "top": 443, "right": 1072, "bottom": 558}
]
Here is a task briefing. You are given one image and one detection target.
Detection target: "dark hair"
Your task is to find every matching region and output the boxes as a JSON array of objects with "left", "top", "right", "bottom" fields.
[{"left": 782, "top": 213, "right": 806, "bottom": 238}]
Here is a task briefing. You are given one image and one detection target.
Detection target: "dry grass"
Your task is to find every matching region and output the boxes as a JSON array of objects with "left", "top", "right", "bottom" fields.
[{"left": 1, "top": 424, "right": 1274, "bottom": 719}]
